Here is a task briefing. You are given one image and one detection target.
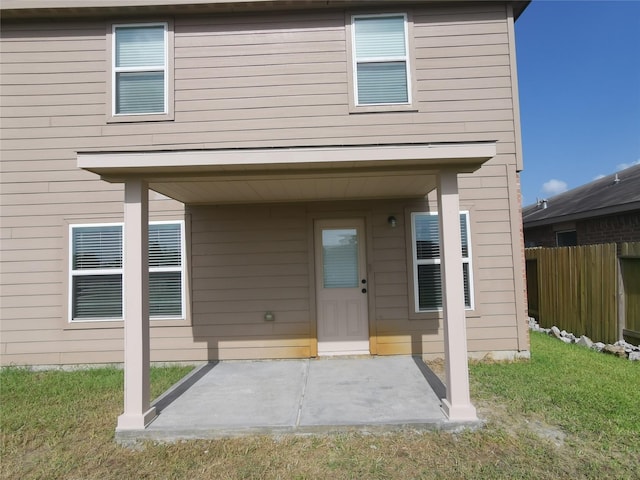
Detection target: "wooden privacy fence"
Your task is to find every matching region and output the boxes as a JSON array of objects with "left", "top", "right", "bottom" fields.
[
  {"left": 620, "top": 243, "right": 640, "bottom": 344},
  {"left": 525, "top": 243, "right": 640, "bottom": 345}
]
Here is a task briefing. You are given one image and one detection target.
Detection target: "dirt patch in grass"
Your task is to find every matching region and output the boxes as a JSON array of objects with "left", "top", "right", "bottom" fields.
[{"left": 424, "top": 358, "right": 445, "bottom": 381}]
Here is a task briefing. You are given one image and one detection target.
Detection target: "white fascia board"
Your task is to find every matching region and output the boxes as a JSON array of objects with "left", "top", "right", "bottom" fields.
[{"left": 78, "top": 142, "right": 497, "bottom": 172}]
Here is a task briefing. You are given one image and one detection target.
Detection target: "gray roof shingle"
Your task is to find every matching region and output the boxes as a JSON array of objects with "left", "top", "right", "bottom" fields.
[{"left": 522, "top": 164, "right": 640, "bottom": 227}]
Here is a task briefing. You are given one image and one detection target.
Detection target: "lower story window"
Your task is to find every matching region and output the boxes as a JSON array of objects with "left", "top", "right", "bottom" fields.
[
  {"left": 70, "top": 221, "right": 184, "bottom": 322},
  {"left": 411, "top": 212, "right": 473, "bottom": 312}
]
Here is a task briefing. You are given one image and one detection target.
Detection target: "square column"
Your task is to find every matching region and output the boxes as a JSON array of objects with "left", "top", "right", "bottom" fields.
[
  {"left": 116, "top": 179, "right": 156, "bottom": 430},
  {"left": 437, "top": 170, "right": 477, "bottom": 421}
]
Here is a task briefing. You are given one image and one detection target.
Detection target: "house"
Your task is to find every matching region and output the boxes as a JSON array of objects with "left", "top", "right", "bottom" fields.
[
  {"left": 522, "top": 164, "right": 640, "bottom": 247},
  {"left": 1, "top": 0, "right": 530, "bottom": 429}
]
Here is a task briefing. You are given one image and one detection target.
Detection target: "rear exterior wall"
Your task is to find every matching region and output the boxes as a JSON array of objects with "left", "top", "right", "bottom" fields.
[{"left": 0, "top": 2, "right": 528, "bottom": 365}]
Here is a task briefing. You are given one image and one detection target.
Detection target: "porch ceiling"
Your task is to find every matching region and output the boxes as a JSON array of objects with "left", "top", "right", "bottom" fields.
[
  {"left": 152, "top": 170, "right": 440, "bottom": 204},
  {"left": 78, "top": 143, "right": 496, "bottom": 205}
]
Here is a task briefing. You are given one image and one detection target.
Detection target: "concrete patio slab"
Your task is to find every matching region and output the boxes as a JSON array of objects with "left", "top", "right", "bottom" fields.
[
  {"left": 300, "top": 356, "right": 444, "bottom": 426},
  {"left": 149, "top": 360, "right": 308, "bottom": 430},
  {"left": 116, "top": 356, "right": 481, "bottom": 443}
]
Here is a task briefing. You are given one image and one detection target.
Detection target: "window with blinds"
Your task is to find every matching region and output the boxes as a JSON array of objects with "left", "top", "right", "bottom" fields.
[
  {"left": 322, "top": 229, "right": 359, "bottom": 288},
  {"left": 148, "top": 223, "right": 183, "bottom": 317},
  {"left": 352, "top": 14, "right": 410, "bottom": 105},
  {"left": 70, "top": 222, "right": 184, "bottom": 321},
  {"left": 71, "top": 225, "right": 123, "bottom": 320},
  {"left": 412, "top": 212, "right": 473, "bottom": 312},
  {"left": 113, "top": 23, "right": 167, "bottom": 115}
]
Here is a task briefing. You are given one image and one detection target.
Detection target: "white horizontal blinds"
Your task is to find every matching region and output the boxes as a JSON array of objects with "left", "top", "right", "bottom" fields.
[
  {"left": 353, "top": 15, "right": 409, "bottom": 105},
  {"left": 70, "top": 222, "right": 183, "bottom": 321},
  {"left": 462, "top": 263, "right": 471, "bottom": 306},
  {"left": 73, "top": 275, "right": 123, "bottom": 319},
  {"left": 414, "top": 213, "right": 472, "bottom": 311},
  {"left": 459, "top": 213, "right": 472, "bottom": 307},
  {"left": 415, "top": 214, "right": 441, "bottom": 310},
  {"left": 71, "top": 225, "right": 123, "bottom": 320},
  {"left": 73, "top": 225, "right": 122, "bottom": 269},
  {"left": 149, "top": 223, "right": 181, "bottom": 267},
  {"left": 323, "top": 229, "right": 359, "bottom": 288},
  {"left": 417, "top": 264, "right": 442, "bottom": 311},
  {"left": 116, "top": 26, "right": 164, "bottom": 67},
  {"left": 357, "top": 63, "right": 408, "bottom": 105},
  {"left": 415, "top": 214, "right": 440, "bottom": 260},
  {"left": 149, "top": 272, "right": 181, "bottom": 317},
  {"left": 114, "top": 24, "right": 166, "bottom": 115},
  {"left": 148, "top": 223, "right": 182, "bottom": 317}
]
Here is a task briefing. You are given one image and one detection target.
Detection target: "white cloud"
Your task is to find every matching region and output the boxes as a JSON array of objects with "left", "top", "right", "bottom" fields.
[
  {"left": 616, "top": 159, "right": 640, "bottom": 171},
  {"left": 593, "top": 174, "right": 606, "bottom": 180},
  {"left": 541, "top": 179, "right": 568, "bottom": 196}
]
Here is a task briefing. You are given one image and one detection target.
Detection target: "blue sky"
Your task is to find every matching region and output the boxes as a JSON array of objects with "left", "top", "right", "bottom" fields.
[{"left": 515, "top": 0, "right": 640, "bottom": 206}]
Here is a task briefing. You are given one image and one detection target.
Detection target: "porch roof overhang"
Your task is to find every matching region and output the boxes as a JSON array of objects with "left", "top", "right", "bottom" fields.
[{"left": 78, "top": 142, "right": 496, "bottom": 204}]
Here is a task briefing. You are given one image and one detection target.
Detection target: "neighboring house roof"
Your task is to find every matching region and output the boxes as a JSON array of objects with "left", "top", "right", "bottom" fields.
[{"left": 522, "top": 164, "right": 640, "bottom": 228}]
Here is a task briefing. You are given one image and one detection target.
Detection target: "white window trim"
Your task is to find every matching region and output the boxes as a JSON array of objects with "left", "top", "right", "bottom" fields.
[
  {"left": 69, "top": 220, "right": 185, "bottom": 322},
  {"left": 112, "top": 22, "right": 169, "bottom": 117},
  {"left": 411, "top": 211, "right": 475, "bottom": 313},
  {"left": 351, "top": 13, "right": 411, "bottom": 107}
]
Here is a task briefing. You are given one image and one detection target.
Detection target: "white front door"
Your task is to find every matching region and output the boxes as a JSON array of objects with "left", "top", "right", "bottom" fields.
[{"left": 315, "top": 219, "right": 369, "bottom": 356}]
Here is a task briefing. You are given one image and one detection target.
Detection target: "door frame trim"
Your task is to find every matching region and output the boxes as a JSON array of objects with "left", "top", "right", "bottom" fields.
[{"left": 307, "top": 211, "right": 377, "bottom": 357}]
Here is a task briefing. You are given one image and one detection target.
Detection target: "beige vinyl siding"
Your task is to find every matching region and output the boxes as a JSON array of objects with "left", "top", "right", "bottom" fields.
[
  {"left": 186, "top": 195, "right": 520, "bottom": 360},
  {"left": 188, "top": 204, "right": 312, "bottom": 359},
  {"left": 2, "top": 4, "right": 517, "bottom": 151},
  {"left": 1, "top": 2, "right": 527, "bottom": 365}
]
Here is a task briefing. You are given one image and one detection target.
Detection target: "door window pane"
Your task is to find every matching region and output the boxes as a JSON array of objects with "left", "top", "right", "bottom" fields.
[{"left": 322, "top": 229, "right": 358, "bottom": 288}]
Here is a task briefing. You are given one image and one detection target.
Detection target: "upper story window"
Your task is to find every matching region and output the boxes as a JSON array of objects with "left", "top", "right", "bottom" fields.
[
  {"left": 411, "top": 212, "right": 474, "bottom": 312},
  {"left": 108, "top": 22, "right": 174, "bottom": 121},
  {"left": 351, "top": 14, "right": 411, "bottom": 106},
  {"left": 113, "top": 23, "right": 167, "bottom": 115}
]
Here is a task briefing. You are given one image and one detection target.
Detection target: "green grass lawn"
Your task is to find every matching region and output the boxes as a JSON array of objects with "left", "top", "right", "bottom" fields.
[{"left": 1, "top": 333, "right": 638, "bottom": 480}]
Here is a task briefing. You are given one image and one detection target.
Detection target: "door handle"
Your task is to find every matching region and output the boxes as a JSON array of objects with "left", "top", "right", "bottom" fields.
[{"left": 362, "top": 288, "right": 367, "bottom": 294}]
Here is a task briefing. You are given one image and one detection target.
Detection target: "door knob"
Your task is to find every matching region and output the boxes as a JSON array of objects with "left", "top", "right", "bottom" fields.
[{"left": 362, "top": 288, "right": 367, "bottom": 293}]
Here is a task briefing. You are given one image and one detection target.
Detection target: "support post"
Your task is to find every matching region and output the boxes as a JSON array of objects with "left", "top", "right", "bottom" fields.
[
  {"left": 116, "top": 179, "right": 156, "bottom": 430},
  {"left": 437, "top": 170, "right": 478, "bottom": 421}
]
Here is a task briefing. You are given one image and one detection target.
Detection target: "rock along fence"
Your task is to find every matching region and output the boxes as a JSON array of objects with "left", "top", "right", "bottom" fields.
[{"left": 529, "top": 318, "right": 640, "bottom": 361}]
